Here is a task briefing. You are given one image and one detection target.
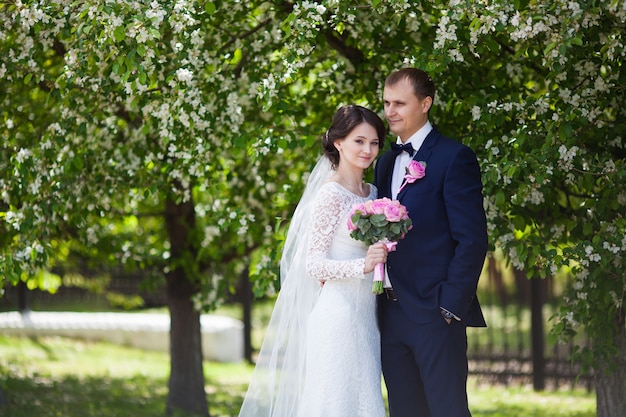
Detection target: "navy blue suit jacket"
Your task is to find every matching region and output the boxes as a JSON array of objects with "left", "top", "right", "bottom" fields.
[{"left": 374, "top": 128, "right": 488, "bottom": 327}]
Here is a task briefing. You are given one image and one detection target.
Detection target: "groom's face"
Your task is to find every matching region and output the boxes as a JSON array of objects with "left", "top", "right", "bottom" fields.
[{"left": 383, "top": 77, "right": 432, "bottom": 142}]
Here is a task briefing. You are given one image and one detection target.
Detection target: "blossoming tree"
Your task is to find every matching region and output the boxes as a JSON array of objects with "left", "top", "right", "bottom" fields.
[
  {"left": 0, "top": 1, "right": 338, "bottom": 415},
  {"left": 1, "top": 1, "right": 625, "bottom": 416}
]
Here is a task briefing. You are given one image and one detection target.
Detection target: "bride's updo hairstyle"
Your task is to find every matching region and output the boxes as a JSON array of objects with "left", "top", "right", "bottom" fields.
[{"left": 322, "top": 104, "right": 386, "bottom": 170}]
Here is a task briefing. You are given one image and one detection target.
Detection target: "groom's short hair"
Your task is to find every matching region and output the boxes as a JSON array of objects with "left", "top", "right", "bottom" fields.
[{"left": 385, "top": 68, "right": 435, "bottom": 102}]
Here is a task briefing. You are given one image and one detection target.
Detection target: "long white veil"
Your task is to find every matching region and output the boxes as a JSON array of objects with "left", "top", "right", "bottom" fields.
[{"left": 238, "top": 156, "right": 334, "bottom": 417}]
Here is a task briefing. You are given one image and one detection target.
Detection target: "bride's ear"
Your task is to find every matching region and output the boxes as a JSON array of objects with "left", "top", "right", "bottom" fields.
[{"left": 334, "top": 140, "right": 342, "bottom": 152}]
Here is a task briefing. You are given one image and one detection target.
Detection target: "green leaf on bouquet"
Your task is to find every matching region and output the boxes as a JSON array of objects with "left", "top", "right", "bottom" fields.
[
  {"left": 370, "top": 214, "right": 388, "bottom": 228},
  {"left": 358, "top": 220, "right": 372, "bottom": 233},
  {"left": 390, "top": 223, "right": 401, "bottom": 235}
]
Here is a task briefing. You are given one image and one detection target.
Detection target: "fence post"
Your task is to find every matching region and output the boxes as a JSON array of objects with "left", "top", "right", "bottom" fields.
[{"left": 531, "top": 276, "right": 546, "bottom": 390}]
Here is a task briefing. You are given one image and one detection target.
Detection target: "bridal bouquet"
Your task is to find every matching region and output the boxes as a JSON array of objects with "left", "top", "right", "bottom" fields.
[{"left": 347, "top": 198, "right": 412, "bottom": 294}]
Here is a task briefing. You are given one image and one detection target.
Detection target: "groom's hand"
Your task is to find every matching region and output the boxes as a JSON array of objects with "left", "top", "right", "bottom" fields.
[{"left": 440, "top": 308, "right": 457, "bottom": 325}]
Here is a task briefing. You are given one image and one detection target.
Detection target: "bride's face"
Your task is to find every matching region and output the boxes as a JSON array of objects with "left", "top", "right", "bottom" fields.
[{"left": 334, "top": 122, "right": 380, "bottom": 171}]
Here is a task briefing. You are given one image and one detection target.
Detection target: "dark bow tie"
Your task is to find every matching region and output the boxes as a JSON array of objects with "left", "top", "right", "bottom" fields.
[{"left": 391, "top": 142, "right": 415, "bottom": 157}]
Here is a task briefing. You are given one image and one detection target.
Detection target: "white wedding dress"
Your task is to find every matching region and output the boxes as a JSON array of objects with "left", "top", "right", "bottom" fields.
[
  {"left": 297, "top": 181, "right": 386, "bottom": 417},
  {"left": 238, "top": 161, "right": 385, "bottom": 417}
]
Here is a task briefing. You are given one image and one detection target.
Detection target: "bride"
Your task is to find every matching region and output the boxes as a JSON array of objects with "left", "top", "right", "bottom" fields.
[{"left": 238, "top": 105, "right": 389, "bottom": 417}]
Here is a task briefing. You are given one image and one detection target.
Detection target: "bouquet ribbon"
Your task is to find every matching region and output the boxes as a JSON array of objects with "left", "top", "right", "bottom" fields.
[{"left": 372, "top": 240, "right": 398, "bottom": 295}]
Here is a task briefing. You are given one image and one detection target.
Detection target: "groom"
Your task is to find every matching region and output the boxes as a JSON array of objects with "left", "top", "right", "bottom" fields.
[{"left": 374, "top": 68, "right": 488, "bottom": 417}]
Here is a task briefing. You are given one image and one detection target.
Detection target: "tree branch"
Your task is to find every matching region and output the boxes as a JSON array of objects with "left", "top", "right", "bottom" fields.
[{"left": 322, "top": 28, "right": 365, "bottom": 68}]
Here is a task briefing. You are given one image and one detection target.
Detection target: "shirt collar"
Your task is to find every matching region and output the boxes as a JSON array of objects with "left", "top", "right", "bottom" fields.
[{"left": 395, "top": 121, "right": 433, "bottom": 154}]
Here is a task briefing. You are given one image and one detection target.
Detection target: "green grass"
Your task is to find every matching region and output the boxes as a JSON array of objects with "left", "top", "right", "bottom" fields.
[{"left": 0, "top": 334, "right": 595, "bottom": 417}]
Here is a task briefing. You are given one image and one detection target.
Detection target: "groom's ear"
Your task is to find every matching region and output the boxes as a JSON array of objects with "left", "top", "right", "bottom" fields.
[{"left": 421, "top": 96, "right": 433, "bottom": 114}]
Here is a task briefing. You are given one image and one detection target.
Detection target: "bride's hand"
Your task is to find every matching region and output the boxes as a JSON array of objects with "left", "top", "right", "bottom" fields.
[{"left": 363, "top": 242, "right": 389, "bottom": 273}]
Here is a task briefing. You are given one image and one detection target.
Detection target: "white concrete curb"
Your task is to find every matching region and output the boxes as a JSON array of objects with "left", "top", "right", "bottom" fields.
[{"left": 0, "top": 311, "right": 244, "bottom": 363}]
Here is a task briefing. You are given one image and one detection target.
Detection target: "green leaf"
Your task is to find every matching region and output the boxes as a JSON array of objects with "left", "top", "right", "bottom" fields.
[
  {"left": 559, "top": 122, "right": 573, "bottom": 138},
  {"left": 359, "top": 221, "right": 371, "bottom": 234},
  {"left": 370, "top": 214, "right": 388, "bottom": 228},
  {"left": 281, "top": 12, "right": 296, "bottom": 37},
  {"left": 512, "top": 216, "right": 525, "bottom": 230},
  {"left": 453, "top": 101, "right": 463, "bottom": 116},
  {"left": 149, "top": 28, "right": 161, "bottom": 39},
  {"left": 113, "top": 26, "right": 126, "bottom": 42},
  {"left": 495, "top": 191, "right": 505, "bottom": 206},
  {"left": 73, "top": 155, "right": 84, "bottom": 170},
  {"left": 205, "top": 2, "right": 216, "bottom": 14}
]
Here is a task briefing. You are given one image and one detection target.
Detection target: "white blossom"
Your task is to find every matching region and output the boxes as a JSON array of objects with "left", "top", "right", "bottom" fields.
[
  {"left": 602, "top": 241, "right": 621, "bottom": 254},
  {"left": 471, "top": 106, "right": 481, "bottom": 121},
  {"left": 584, "top": 245, "right": 601, "bottom": 263},
  {"left": 558, "top": 145, "right": 578, "bottom": 172},
  {"left": 176, "top": 68, "right": 193, "bottom": 84},
  {"left": 15, "top": 148, "right": 32, "bottom": 163},
  {"left": 6, "top": 210, "right": 25, "bottom": 231}
]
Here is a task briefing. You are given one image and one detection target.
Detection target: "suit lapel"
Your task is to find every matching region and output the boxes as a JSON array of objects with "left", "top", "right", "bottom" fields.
[
  {"left": 378, "top": 151, "right": 396, "bottom": 198},
  {"left": 416, "top": 127, "right": 438, "bottom": 161}
]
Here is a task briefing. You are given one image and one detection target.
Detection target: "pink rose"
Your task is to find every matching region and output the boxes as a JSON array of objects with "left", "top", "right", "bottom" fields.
[
  {"left": 398, "top": 161, "right": 426, "bottom": 194},
  {"left": 347, "top": 203, "right": 367, "bottom": 231},
  {"left": 351, "top": 202, "right": 367, "bottom": 215},
  {"left": 347, "top": 216, "right": 357, "bottom": 232},
  {"left": 406, "top": 160, "right": 426, "bottom": 181},
  {"left": 383, "top": 203, "right": 403, "bottom": 222},
  {"left": 368, "top": 198, "right": 389, "bottom": 215},
  {"left": 393, "top": 200, "right": 409, "bottom": 220}
]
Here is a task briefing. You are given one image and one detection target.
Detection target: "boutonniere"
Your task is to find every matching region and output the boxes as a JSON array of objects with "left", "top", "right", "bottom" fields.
[{"left": 398, "top": 160, "right": 426, "bottom": 193}]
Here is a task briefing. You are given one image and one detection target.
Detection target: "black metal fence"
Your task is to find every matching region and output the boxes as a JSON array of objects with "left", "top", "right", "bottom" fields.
[{"left": 467, "top": 258, "right": 593, "bottom": 391}]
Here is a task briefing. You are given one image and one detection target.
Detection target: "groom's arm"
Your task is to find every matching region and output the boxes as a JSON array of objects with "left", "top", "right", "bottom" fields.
[{"left": 439, "top": 145, "right": 488, "bottom": 320}]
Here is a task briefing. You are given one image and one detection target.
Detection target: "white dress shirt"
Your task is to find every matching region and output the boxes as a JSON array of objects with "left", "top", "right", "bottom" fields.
[
  {"left": 391, "top": 121, "right": 433, "bottom": 199},
  {"left": 384, "top": 121, "right": 433, "bottom": 289}
]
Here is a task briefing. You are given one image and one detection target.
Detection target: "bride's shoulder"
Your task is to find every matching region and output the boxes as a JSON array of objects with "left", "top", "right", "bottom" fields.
[
  {"left": 367, "top": 183, "right": 378, "bottom": 199},
  {"left": 318, "top": 181, "right": 344, "bottom": 197},
  {"left": 320, "top": 180, "right": 339, "bottom": 190}
]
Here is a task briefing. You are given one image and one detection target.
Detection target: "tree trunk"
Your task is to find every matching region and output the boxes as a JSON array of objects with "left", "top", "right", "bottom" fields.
[
  {"left": 18, "top": 280, "right": 29, "bottom": 312},
  {"left": 164, "top": 194, "right": 209, "bottom": 417},
  {"left": 595, "top": 316, "right": 626, "bottom": 417},
  {"left": 239, "top": 267, "right": 253, "bottom": 364}
]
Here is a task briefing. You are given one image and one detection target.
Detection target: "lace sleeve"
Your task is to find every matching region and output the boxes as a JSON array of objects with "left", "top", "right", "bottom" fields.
[{"left": 305, "top": 183, "right": 366, "bottom": 282}]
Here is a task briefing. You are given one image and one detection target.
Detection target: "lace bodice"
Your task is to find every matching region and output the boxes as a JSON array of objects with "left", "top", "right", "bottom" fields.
[{"left": 306, "top": 181, "right": 377, "bottom": 282}]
